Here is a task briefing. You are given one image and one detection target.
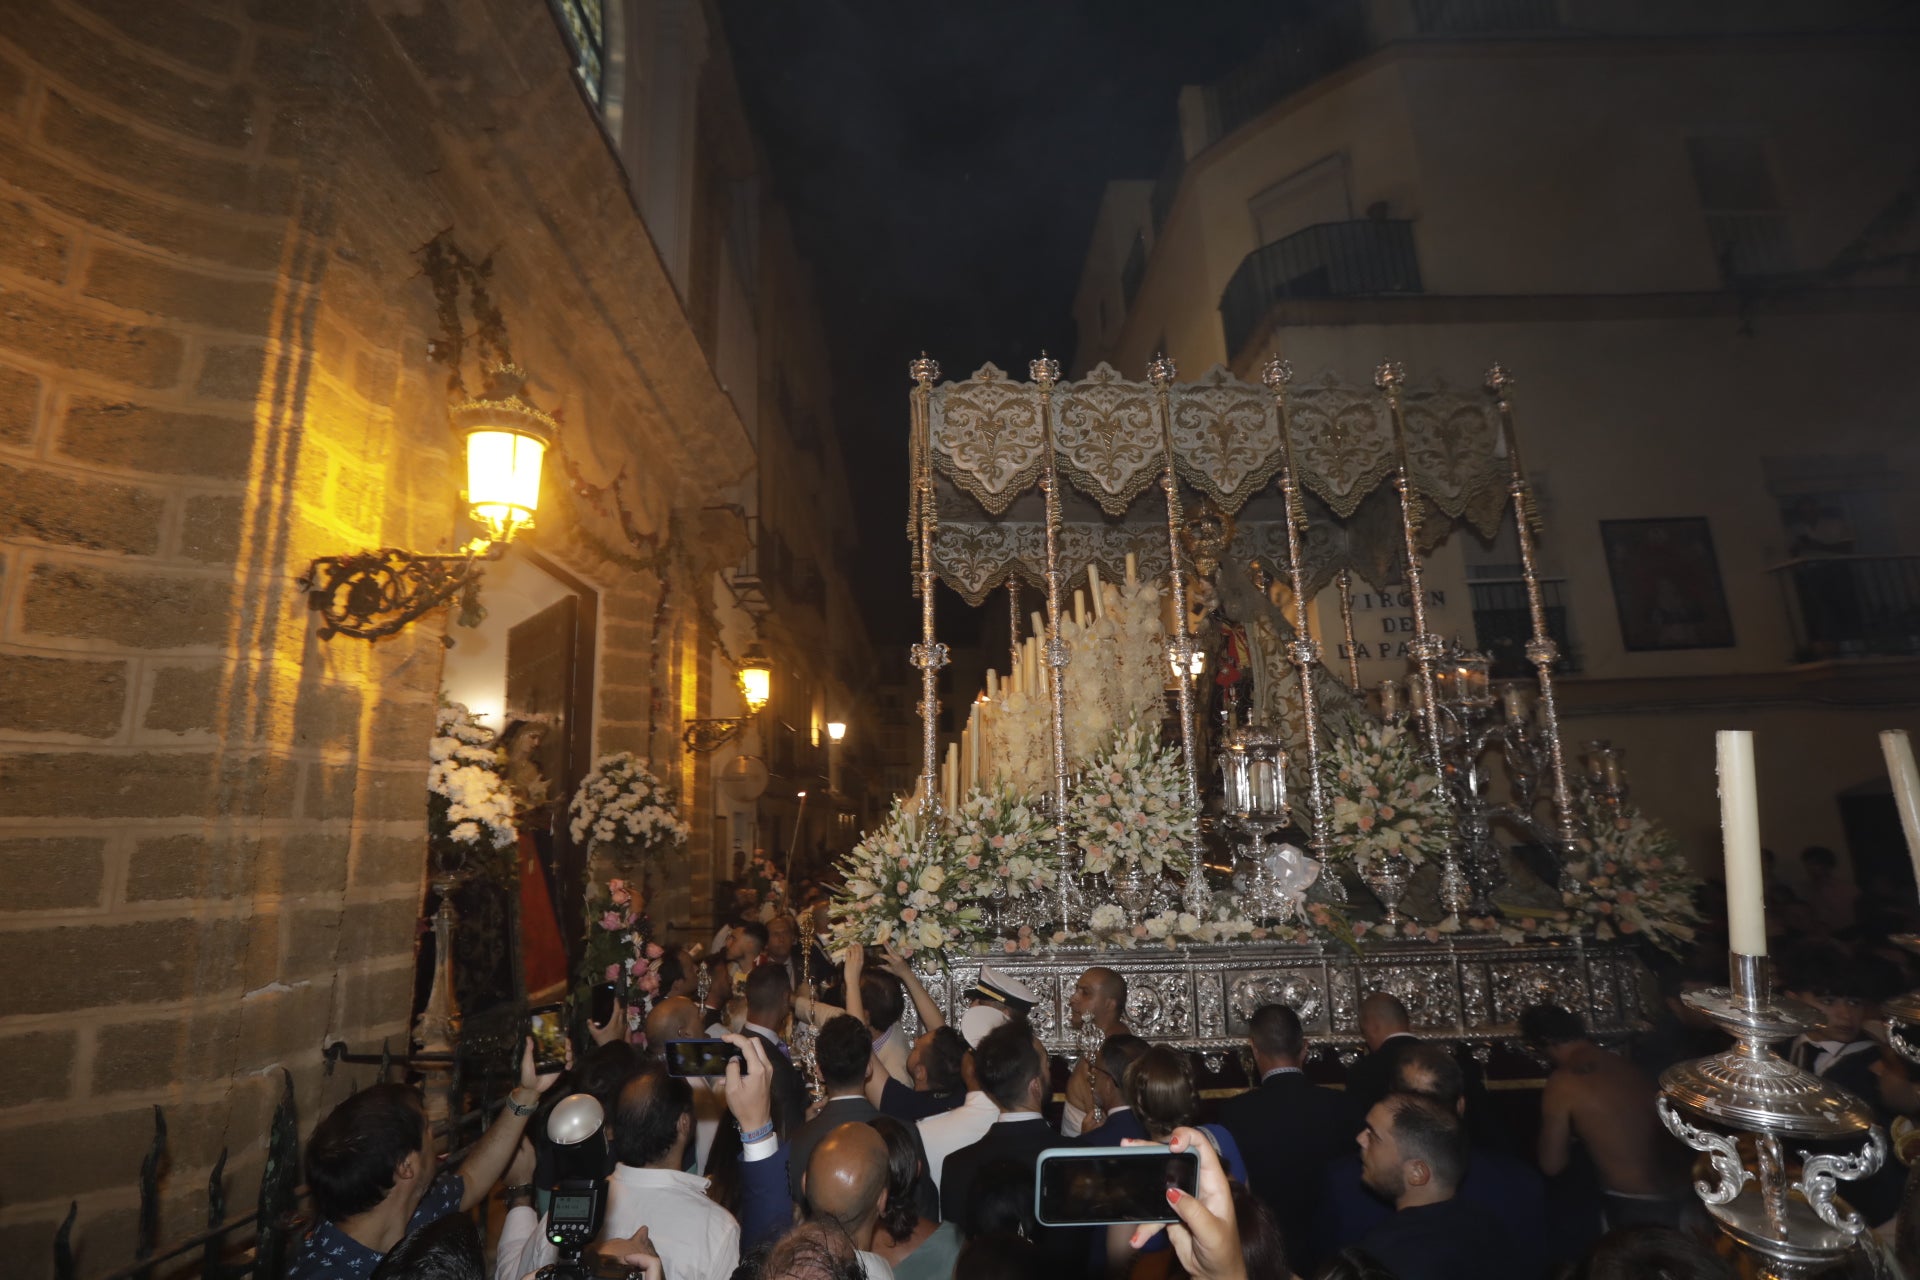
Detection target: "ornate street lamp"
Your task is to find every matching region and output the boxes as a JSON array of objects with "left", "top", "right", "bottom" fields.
[
  {"left": 301, "top": 365, "right": 556, "bottom": 641},
  {"left": 684, "top": 641, "right": 773, "bottom": 752}
]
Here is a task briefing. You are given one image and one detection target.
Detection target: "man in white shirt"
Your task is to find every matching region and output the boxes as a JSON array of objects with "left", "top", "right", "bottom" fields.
[
  {"left": 916, "top": 1046, "right": 999, "bottom": 1195},
  {"left": 497, "top": 1066, "right": 740, "bottom": 1280}
]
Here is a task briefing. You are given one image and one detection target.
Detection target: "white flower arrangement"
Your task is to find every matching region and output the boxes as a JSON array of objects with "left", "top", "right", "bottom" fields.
[
  {"left": 831, "top": 799, "right": 984, "bottom": 958},
  {"left": 568, "top": 752, "right": 690, "bottom": 862},
  {"left": 1069, "top": 721, "right": 1196, "bottom": 880},
  {"left": 428, "top": 703, "right": 517, "bottom": 853},
  {"left": 950, "top": 784, "right": 1057, "bottom": 902},
  {"left": 1324, "top": 720, "right": 1447, "bottom": 874},
  {"left": 1563, "top": 793, "right": 1702, "bottom": 956}
]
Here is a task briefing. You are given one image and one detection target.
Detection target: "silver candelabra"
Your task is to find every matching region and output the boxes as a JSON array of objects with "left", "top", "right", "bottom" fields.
[{"left": 1658, "top": 952, "right": 1885, "bottom": 1279}]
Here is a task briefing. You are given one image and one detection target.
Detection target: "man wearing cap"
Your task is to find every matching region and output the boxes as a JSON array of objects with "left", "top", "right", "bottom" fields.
[
  {"left": 1060, "top": 966, "right": 1128, "bottom": 1137},
  {"left": 918, "top": 963, "right": 1036, "bottom": 1193}
]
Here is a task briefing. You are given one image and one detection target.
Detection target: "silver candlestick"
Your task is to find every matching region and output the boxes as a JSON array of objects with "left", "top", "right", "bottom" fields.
[{"left": 1658, "top": 952, "right": 1886, "bottom": 1279}]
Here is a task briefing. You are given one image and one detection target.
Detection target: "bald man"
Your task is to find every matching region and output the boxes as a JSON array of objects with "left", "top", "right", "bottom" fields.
[
  {"left": 1345, "top": 992, "right": 1421, "bottom": 1116},
  {"left": 646, "top": 996, "right": 729, "bottom": 1174},
  {"left": 1060, "top": 966, "right": 1129, "bottom": 1137},
  {"left": 803, "top": 1123, "right": 895, "bottom": 1280}
]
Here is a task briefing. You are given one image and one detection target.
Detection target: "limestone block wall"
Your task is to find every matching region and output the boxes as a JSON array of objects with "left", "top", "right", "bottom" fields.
[{"left": 0, "top": 1, "right": 752, "bottom": 1274}]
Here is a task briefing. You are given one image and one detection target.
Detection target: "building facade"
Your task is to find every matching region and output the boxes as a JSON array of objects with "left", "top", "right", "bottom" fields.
[
  {"left": 0, "top": 0, "right": 873, "bottom": 1272},
  {"left": 1071, "top": 0, "right": 1920, "bottom": 886}
]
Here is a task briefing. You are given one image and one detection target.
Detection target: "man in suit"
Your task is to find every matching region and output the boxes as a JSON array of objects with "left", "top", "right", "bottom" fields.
[
  {"left": 1076, "top": 1033, "right": 1150, "bottom": 1146},
  {"left": 938, "top": 1018, "right": 1088, "bottom": 1267},
  {"left": 786, "top": 1015, "right": 881, "bottom": 1199},
  {"left": 741, "top": 963, "right": 811, "bottom": 1136},
  {"left": 1343, "top": 991, "right": 1421, "bottom": 1116},
  {"left": 1216, "top": 1004, "right": 1358, "bottom": 1274},
  {"left": 1357, "top": 1092, "right": 1518, "bottom": 1280},
  {"left": 1322, "top": 1042, "right": 1548, "bottom": 1275}
]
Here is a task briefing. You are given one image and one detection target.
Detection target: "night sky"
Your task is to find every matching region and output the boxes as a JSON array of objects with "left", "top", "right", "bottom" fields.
[{"left": 719, "top": 0, "right": 1288, "bottom": 645}]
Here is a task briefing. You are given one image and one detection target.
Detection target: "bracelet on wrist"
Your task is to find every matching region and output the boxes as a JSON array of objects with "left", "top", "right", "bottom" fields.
[
  {"left": 739, "top": 1121, "right": 774, "bottom": 1144},
  {"left": 506, "top": 1090, "right": 538, "bottom": 1117},
  {"left": 503, "top": 1182, "right": 535, "bottom": 1199}
]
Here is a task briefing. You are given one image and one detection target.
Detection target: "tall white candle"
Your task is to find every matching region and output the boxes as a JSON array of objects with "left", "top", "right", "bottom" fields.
[
  {"left": 960, "top": 727, "right": 973, "bottom": 795},
  {"left": 1881, "top": 730, "right": 1920, "bottom": 897},
  {"left": 968, "top": 721, "right": 981, "bottom": 792},
  {"left": 1030, "top": 611, "right": 1046, "bottom": 642},
  {"left": 1088, "top": 564, "right": 1104, "bottom": 620},
  {"left": 944, "top": 743, "right": 959, "bottom": 811},
  {"left": 1125, "top": 552, "right": 1138, "bottom": 587},
  {"left": 1716, "top": 729, "right": 1767, "bottom": 956},
  {"left": 987, "top": 669, "right": 999, "bottom": 699},
  {"left": 1073, "top": 588, "right": 1086, "bottom": 627}
]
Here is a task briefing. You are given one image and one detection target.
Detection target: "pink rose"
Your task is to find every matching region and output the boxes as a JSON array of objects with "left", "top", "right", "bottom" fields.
[
  {"left": 638, "top": 971, "right": 660, "bottom": 995},
  {"left": 902, "top": 908, "right": 918, "bottom": 922},
  {"left": 605, "top": 963, "right": 621, "bottom": 982},
  {"left": 1003, "top": 939, "right": 1018, "bottom": 953},
  {"left": 896, "top": 880, "right": 910, "bottom": 894},
  {"left": 965, "top": 855, "right": 982, "bottom": 870},
  {"left": 1620, "top": 919, "right": 1640, "bottom": 934},
  {"left": 1520, "top": 918, "right": 1538, "bottom": 931},
  {"left": 601, "top": 911, "right": 624, "bottom": 931},
  {"left": 990, "top": 835, "right": 1007, "bottom": 849},
  {"left": 1353, "top": 921, "right": 1371, "bottom": 936},
  {"left": 646, "top": 942, "right": 665, "bottom": 959},
  {"left": 1132, "top": 925, "right": 1149, "bottom": 939}
]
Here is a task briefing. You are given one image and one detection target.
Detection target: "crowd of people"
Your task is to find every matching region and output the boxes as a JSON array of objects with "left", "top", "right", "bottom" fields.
[{"left": 286, "top": 879, "right": 1920, "bottom": 1280}]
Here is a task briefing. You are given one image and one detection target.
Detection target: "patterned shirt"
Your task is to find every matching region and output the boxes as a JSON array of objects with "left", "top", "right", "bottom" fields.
[{"left": 287, "top": 1171, "right": 465, "bottom": 1278}]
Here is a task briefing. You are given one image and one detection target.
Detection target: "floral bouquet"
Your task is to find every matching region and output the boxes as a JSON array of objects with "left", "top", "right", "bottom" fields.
[
  {"left": 830, "top": 799, "right": 984, "bottom": 960},
  {"left": 1068, "top": 721, "right": 1197, "bottom": 880},
  {"left": 579, "top": 877, "right": 666, "bottom": 1041},
  {"left": 1563, "top": 794, "right": 1702, "bottom": 956},
  {"left": 568, "top": 752, "right": 690, "bottom": 870},
  {"left": 427, "top": 702, "right": 517, "bottom": 887},
  {"left": 951, "top": 784, "right": 1057, "bottom": 904},
  {"left": 1324, "top": 719, "right": 1447, "bottom": 875}
]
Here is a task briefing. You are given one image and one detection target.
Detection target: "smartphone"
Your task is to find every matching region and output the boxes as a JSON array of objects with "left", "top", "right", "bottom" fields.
[
  {"left": 590, "top": 981, "right": 618, "bottom": 1029},
  {"left": 1034, "top": 1145, "right": 1199, "bottom": 1227},
  {"left": 528, "top": 1002, "right": 569, "bottom": 1074},
  {"left": 663, "top": 1038, "right": 746, "bottom": 1078}
]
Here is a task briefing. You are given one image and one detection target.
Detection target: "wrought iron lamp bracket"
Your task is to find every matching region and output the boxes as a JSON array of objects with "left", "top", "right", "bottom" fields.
[
  {"left": 683, "top": 716, "right": 755, "bottom": 753},
  {"left": 301, "top": 543, "right": 501, "bottom": 642}
]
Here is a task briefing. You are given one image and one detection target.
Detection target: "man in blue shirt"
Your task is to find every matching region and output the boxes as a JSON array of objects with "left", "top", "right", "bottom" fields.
[{"left": 289, "top": 1039, "right": 559, "bottom": 1278}]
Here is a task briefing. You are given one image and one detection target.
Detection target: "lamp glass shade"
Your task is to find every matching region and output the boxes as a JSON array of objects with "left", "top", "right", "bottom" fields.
[
  {"left": 465, "top": 428, "right": 546, "bottom": 541},
  {"left": 738, "top": 649, "right": 772, "bottom": 714},
  {"left": 826, "top": 721, "right": 847, "bottom": 743}
]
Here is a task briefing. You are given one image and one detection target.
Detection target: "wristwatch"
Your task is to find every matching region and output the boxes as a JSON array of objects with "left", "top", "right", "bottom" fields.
[{"left": 506, "top": 1090, "right": 537, "bottom": 1117}]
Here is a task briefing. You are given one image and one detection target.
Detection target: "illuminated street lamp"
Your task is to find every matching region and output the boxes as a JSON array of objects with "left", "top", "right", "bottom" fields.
[{"left": 303, "top": 365, "right": 555, "bottom": 640}]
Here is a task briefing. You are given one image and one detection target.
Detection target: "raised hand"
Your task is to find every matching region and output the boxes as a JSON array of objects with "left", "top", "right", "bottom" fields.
[{"left": 1126, "top": 1128, "right": 1246, "bottom": 1280}]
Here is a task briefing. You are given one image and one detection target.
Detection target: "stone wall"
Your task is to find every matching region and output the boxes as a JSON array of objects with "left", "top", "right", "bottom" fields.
[{"left": 0, "top": 2, "right": 752, "bottom": 1274}]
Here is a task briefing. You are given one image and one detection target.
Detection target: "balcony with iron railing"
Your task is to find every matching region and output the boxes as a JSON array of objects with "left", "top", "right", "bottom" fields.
[
  {"left": 1470, "top": 576, "right": 1581, "bottom": 677},
  {"left": 1218, "top": 219, "right": 1423, "bottom": 357},
  {"left": 1770, "top": 555, "right": 1920, "bottom": 664}
]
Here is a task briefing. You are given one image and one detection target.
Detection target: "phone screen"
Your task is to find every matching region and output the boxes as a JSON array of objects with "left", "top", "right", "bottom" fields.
[
  {"left": 664, "top": 1039, "right": 745, "bottom": 1078},
  {"left": 1034, "top": 1146, "right": 1199, "bottom": 1227},
  {"left": 590, "top": 982, "right": 618, "bottom": 1028},
  {"left": 528, "top": 1003, "right": 568, "bottom": 1073}
]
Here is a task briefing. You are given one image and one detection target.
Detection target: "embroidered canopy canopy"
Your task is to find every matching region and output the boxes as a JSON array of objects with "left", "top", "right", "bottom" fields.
[{"left": 918, "top": 361, "right": 1514, "bottom": 605}]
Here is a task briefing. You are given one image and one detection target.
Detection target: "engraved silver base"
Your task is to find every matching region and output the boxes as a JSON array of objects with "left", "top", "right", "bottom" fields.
[{"left": 903, "top": 936, "right": 1651, "bottom": 1053}]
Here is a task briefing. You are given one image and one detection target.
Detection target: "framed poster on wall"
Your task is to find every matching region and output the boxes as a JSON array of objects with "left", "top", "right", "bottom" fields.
[{"left": 1600, "top": 517, "right": 1735, "bottom": 651}]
